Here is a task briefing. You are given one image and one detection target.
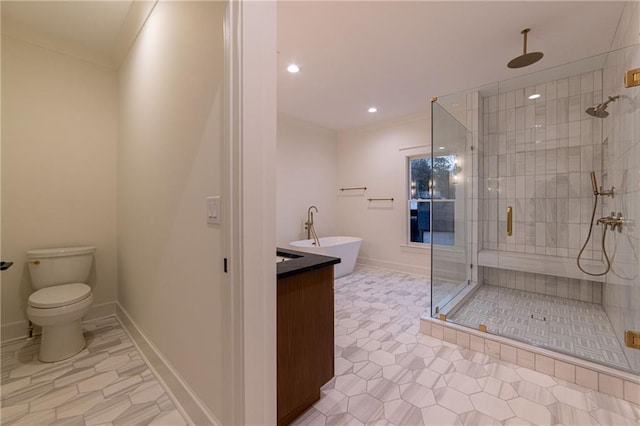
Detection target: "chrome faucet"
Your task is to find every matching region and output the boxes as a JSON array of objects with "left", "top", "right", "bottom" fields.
[{"left": 306, "top": 206, "right": 320, "bottom": 246}]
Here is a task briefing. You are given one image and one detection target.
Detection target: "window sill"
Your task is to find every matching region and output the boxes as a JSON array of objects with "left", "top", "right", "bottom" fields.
[{"left": 401, "top": 244, "right": 430, "bottom": 251}]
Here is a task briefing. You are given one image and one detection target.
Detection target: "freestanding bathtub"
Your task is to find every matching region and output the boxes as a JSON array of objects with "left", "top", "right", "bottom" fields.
[{"left": 290, "top": 236, "right": 362, "bottom": 278}]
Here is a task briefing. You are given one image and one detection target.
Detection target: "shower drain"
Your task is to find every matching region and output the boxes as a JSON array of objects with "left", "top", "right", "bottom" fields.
[{"left": 530, "top": 314, "right": 546, "bottom": 321}]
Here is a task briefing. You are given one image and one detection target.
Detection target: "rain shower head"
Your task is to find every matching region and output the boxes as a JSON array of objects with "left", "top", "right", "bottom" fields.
[
  {"left": 507, "top": 28, "right": 544, "bottom": 69},
  {"left": 586, "top": 95, "right": 620, "bottom": 118}
]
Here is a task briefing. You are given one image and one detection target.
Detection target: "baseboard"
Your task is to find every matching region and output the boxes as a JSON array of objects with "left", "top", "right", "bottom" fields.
[
  {"left": 1, "top": 320, "right": 31, "bottom": 344},
  {"left": 84, "top": 301, "right": 117, "bottom": 321},
  {"left": 356, "top": 257, "right": 429, "bottom": 277},
  {"left": 115, "top": 303, "right": 221, "bottom": 426},
  {"left": 1, "top": 301, "right": 117, "bottom": 343}
]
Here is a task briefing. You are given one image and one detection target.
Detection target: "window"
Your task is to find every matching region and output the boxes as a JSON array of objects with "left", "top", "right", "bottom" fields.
[{"left": 408, "top": 154, "right": 457, "bottom": 245}]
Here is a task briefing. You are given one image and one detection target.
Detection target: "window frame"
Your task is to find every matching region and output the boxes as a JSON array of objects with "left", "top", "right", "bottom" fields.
[{"left": 407, "top": 153, "right": 457, "bottom": 247}]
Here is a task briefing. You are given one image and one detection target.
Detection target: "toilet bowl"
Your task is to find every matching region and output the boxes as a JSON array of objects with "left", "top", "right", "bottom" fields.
[{"left": 26, "top": 246, "right": 96, "bottom": 362}]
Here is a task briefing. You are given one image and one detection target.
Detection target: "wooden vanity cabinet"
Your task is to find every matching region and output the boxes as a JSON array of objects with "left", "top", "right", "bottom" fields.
[{"left": 277, "top": 265, "right": 334, "bottom": 426}]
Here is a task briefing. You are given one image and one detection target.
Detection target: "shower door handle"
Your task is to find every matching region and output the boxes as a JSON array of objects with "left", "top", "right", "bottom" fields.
[{"left": 506, "top": 206, "right": 513, "bottom": 237}]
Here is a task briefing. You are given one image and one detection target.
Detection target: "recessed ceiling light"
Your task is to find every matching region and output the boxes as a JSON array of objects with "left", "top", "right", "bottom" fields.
[
  {"left": 368, "top": 107, "right": 378, "bottom": 113},
  {"left": 287, "top": 64, "right": 300, "bottom": 73},
  {"left": 528, "top": 93, "right": 541, "bottom": 100},
  {"left": 438, "top": 146, "right": 445, "bottom": 150}
]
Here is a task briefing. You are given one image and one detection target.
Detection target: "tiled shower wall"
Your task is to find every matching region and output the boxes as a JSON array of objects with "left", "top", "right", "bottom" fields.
[
  {"left": 481, "top": 72, "right": 604, "bottom": 258},
  {"left": 478, "top": 71, "right": 605, "bottom": 300},
  {"left": 601, "top": 0, "right": 640, "bottom": 373},
  {"left": 482, "top": 267, "right": 602, "bottom": 304}
]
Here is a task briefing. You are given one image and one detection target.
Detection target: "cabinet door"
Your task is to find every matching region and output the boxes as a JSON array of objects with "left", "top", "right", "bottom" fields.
[{"left": 277, "top": 266, "right": 334, "bottom": 425}]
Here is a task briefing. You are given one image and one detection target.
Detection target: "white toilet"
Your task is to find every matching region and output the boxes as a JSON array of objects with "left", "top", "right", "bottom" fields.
[{"left": 26, "top": 246, "right": 96, "bottom": 362}]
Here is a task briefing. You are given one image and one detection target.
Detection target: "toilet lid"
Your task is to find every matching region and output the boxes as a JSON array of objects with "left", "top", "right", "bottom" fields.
[{"left": 28, "top": 283, "right": 91, "bottom": 308}]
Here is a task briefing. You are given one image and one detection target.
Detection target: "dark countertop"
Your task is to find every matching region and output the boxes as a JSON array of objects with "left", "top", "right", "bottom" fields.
[{"left": 276, "top": 248, "right": 341, "bottom": 279}]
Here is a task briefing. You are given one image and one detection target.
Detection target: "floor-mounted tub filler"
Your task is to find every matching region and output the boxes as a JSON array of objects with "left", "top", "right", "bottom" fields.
[{"left": 290, "top": 236, "right": 362, "bottom": 278}]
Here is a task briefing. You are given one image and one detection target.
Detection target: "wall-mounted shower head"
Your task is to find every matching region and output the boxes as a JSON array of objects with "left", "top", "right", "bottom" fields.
[
  {"left": 507, "top": 28, "right": 544, "bottom": 69},
  {"left": 586, "top": 95, "right": 620, "bottom": 118}
]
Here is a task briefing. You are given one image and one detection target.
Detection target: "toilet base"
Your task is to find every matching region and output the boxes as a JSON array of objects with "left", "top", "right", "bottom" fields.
[{"left": 39, "top": 320, "right": 86, "bottom": 362}]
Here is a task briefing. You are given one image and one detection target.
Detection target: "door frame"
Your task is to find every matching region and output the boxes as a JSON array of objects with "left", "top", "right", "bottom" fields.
[{"left": 224, "top": 1, "right": 277, "bottom": 424}]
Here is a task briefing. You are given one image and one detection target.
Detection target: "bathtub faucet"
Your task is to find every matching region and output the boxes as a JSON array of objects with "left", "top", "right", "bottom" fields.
[{"left": 306, "top": 206, "right": 320, "bottom": 246}]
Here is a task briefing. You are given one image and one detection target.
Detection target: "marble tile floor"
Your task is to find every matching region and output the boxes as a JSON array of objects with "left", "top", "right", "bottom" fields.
[
  {"left": 293, "top": 265, "right": 640, "bottom": 425},
  {"left": 449, "top": 285, "right": 630, "bottom": 371},
  {"left": 1, "top": 316, "right": 189, "bottom": 426}
]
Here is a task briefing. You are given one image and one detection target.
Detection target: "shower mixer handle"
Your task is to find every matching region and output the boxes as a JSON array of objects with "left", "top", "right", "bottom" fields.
[{"left": 597, "top": 212, "right": 624, "bottom": 232}]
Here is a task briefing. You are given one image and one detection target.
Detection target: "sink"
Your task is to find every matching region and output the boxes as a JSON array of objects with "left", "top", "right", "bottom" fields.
[{"left": 276, "top": 250, "right": 303, "bottom": 264}]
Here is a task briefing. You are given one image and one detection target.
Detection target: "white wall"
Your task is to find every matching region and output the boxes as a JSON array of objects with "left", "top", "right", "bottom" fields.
[
  {"left": 1, "top": 35, "right": 118, "bottom": 339},
  {"left": 239, "top": 3, "right": 278, "bottom": 422},
  {"left": 117, "top": 2, "right": 227, "bottom": 420},
  {"left": 277, "top": 115, "right": 337, "bottom": 246},
  {"left": 336, "top": 113, "right": 431, "bottom": 275}
]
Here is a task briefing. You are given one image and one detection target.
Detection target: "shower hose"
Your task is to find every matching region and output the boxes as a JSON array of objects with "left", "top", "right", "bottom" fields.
[{"left": 576, "top": 194, "right": 611, "bottom": 276}]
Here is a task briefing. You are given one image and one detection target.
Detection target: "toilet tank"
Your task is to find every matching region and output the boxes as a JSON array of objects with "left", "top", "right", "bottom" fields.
[{"left": 27, "top": 246, "right": 96, "bottom": 290}]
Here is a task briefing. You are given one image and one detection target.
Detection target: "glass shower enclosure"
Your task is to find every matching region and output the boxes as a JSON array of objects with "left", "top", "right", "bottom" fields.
[
  {"left": 430, "top": 43, "right": 640, "bottom": 375},
  {"left": 429, "top": 101, "right": 473, "bottom": 316}
]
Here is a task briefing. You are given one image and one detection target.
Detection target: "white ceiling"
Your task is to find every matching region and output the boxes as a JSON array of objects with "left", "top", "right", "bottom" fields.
[
  {"left": 277, "top": 1, "right": 626, "bottom": 131},
  {"left": 2, "top": 1, "right": 133, "bottom": 55},
  {"left": 2, "top": 1, "right": 626, "bottom": 131}
]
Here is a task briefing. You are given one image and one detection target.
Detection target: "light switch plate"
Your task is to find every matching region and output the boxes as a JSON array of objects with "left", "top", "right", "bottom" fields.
[{"left": 207, "top": 196, "right": 221, "bottom": 225}]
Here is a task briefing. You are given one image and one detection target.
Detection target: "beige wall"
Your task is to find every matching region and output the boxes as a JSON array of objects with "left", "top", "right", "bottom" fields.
[
  {"left": 277, "top": 112, "right": 434, "bottom": 275},
  {"left": 1, "top": 35, "right": 118, "bottom": 338},
  {"left": 277, "top": 115, "right": 338, "bottom": 246},
  {"left": 117, "top": 1, "right": 227, "bottom": 420},
  {"left": 336, "top": 114, "right": 431, "bottom": 275}
]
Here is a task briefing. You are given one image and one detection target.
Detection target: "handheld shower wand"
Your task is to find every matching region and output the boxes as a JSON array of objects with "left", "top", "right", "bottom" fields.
[
  {"left": 589, "top": 171, "right": 614, "bottom": 198},
  {"left": 577, "top": 172, "right": 616, "bottom": 276}
]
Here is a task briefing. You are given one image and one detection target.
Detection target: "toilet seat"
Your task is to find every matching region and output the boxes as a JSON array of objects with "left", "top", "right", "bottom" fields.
[{"left": 28, "top": 283, "right": 91, "bottom": 309}]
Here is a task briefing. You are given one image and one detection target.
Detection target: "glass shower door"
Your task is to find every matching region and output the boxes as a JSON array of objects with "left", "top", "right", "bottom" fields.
[
  {"left": 430, "top": 101, "right": 472, "bottom": 317},
  {"left": 492, "top": 81, "right": 554, "bottom": 348}
]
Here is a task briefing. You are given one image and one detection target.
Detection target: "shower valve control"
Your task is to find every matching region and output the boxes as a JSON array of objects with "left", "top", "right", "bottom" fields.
[{"left": 597, "top": 212, "right": 624, "bottom": 232}]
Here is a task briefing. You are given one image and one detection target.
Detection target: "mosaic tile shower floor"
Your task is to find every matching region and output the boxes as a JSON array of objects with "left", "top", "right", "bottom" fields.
[
  {"left": 293, "top": 265, "right": 640, "bottom": 425},
  {"left": 448, "top": 285, "right": 630, "bottom": 371},
  {"left": 0, "top": 317, "right": 188, "bottom": 426}
]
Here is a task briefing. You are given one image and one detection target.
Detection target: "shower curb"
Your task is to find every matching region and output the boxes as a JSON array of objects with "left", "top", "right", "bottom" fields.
[{"left": 420, "top": 316, "right": 640, "bottom": 405}]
